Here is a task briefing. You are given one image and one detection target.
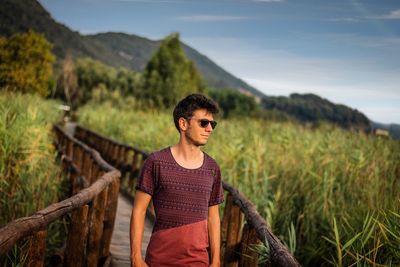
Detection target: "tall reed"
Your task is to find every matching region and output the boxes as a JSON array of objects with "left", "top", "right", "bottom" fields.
[{"left": 0, "top": 92, "right": 64, "bottom": 266}]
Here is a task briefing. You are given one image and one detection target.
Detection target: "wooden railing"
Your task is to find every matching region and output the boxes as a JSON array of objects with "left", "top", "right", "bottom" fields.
[
  {"left": 74, "top": 125, "right": 301, "bottom": 267},
  {"left": 0, "top": 124, "right": 120, "bottom": 267}
]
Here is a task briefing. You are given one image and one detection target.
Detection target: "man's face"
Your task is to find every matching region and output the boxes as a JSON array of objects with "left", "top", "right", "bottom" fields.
[{"left": 183, "top": 109, "right": 215, "bottom": 146}]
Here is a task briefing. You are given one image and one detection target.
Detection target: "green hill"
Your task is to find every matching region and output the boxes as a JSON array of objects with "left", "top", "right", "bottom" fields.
[{"left": 262, "top": 93, "right": 371, "bottom": 131}]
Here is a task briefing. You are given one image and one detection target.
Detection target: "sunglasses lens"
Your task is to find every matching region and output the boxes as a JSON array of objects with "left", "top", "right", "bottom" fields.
[
  {"left": 199, "top": 119, "right": 217, "bottom": 129},
  {"left": 200, "top": 119, "right": 209, "bottom": 128}
]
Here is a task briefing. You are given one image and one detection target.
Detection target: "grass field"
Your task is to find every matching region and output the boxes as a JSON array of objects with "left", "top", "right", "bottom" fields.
[{"left": 78, "top": 100, "right": 400, "bottom": 266}]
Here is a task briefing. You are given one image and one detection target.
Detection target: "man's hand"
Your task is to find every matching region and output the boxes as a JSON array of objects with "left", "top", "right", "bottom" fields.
[{"left": 131, "top": 257, "right": 149, "bottom": 267}]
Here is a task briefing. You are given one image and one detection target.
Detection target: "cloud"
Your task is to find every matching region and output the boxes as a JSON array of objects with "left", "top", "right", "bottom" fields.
[
  {"left": 254, "top": 0, "right": 284, "bottom": 2},
  {"left": 319, "top": 33, "right": 400, "bottom": 49},
  {"left": 327, "top": 17, "right": 359, "bottom": 22},
  {"left": 372, "top": 9, "right": 400, "bottom": 20},
  {"left": 327, "top": 9, "right": 400, "bottom": 22},
  {"left": 111, "top": 0, "right": 180, "bottom": 2},
  {"left": 176, "top": 15, "right": 250, "bottom": 22}
]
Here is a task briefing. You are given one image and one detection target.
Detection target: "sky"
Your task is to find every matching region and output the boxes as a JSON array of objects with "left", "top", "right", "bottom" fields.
[{"left": 38, "top": 0, "right": 400, "bottom": 124}]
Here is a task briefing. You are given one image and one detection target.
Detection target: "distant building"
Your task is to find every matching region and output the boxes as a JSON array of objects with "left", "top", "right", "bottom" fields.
[{"left": 374, "top": 128, "right": 389, "bottom": 137}]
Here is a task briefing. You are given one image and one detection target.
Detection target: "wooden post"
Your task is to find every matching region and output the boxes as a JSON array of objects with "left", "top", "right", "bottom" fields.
[
  {"left": 27, "top": 230, "right": 47, "bottom": 267},
  {"left": 238, "top": 223, "right": 250, "bottom": 267},
  {"left": 59, "top": 134, "right": 65, "bottom": 153},
  {"left": 100, "top": 177, "right": 120, "bottom": 259},
  {"left": 90, "top": 162, "right": 100, "bottom": 184},
  {"left": 248, "top": 227, "right": 261, "bottom": 266},
  {"left": 112, "top": 145, "right": 119, "bottom": 166},
  {"left": 224, "top": 199, "right": 244, "bottom": 267},
  {"left": 82, "top": 152, "right": 93, "bottom": 184},
  {"left": 61, "top": 155, "right": 69, "bottom": 175},
  {"left": 102, "top": 141, "right": 109, "bottom": 162},
  {"left": 64, "top": 205, "right": 89, "bottom": 267},
  {"left": 66, "top": 139, "right": 74, "bottom": 159},
  {"left": 238, "top": 224, "right": 260, "bottom": 267},
  {"left": 70, "top": 168, "right": 79, "bottom": 195},
  {"left": 101, "top": 139, "right": 108, "bottom": 158},
  {"left": 73, "top": 144, "right": 83, "bottom": 171},
  {"left": 106, "top": 142, "right": 114, "bottom": 163},
  {"left": 116, "top": 146, "right": 125, "bottom": 169},
  {"left": 86, "top": 188, "right": 108, "bottom": 267},
  {"left": 120, "top": 147, "right": 130, "bottom": 184},
  {"left": 77, "top": 127, "right": 85, "bottom": 141},
  {"left": 87, "top": 133, "right": 94, "bottom": 149},
  {"left": 221, "top": 193, "right": 233, "bottom": 263},
  {"left": 94, "top": 135, "right": 100, "bottom": 151},
  {"left": 123, "top": 147, "right": 130, "bottom": 167},
  {"left": 128, "top": 152, "right": 140, "bottom": 193}
]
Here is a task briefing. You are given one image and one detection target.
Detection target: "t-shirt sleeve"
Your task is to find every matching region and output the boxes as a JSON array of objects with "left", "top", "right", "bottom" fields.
[
  {"left": 208, "top": 165, "right": 224, "bottom": 206},
  {"left": 135, "top": 154, "right": 157, "bottom": 196}
]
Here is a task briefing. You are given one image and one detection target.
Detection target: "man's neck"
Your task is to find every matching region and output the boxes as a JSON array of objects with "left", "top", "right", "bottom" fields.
[{"left": 172, "top": 139, "right": 202, "bottom": 160}]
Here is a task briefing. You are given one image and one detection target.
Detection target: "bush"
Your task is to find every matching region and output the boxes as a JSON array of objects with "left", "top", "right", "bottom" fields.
[{"left": 0, "top": 30, "right": 55, "bottom": 96}]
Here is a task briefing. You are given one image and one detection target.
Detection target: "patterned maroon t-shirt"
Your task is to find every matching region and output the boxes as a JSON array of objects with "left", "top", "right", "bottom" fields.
[
  {"left": 135, "top": 147, "right": 224, "bottom": 266},
  {"left": 136, "top": 147, "right": 224, "bottom": 233}
]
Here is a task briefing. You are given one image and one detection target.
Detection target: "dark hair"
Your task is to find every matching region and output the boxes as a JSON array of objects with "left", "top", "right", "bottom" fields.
[{"left": 173, "top": 93, "right": 219, "bottom": 132}]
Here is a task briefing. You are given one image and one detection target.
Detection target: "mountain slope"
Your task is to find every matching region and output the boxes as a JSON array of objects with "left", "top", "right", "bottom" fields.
[{"left": 0, "top": 0, "right": 264, "bottom": 97}]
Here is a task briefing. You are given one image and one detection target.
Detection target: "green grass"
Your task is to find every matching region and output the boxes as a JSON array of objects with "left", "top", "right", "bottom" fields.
[
  {"left": 77, "top": 100, "right": 400, "bottom": 266},
  {"left": 0, "top": 92, "right": 65, "bottom": 266}
]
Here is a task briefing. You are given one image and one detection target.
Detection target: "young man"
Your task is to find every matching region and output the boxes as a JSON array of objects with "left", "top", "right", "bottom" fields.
[{"left": 130, "top": 93, "right": 224, "bottom": 267}]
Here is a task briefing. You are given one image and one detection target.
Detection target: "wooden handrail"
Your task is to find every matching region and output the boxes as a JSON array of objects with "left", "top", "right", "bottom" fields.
[
  {"left": 0, "top": 171, "right": 119, "bottom": 254},
  {"left": 0, "top": 124, "right": 121, "bottom": 267},
  {"left": 74, "top": 125, "right": 301, "bottom": 267},
  {"left": 223, "top": 182, "right": 300, "bottom": 267}
]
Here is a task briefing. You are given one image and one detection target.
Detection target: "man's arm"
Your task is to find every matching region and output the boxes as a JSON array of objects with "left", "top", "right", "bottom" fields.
[
  {"left": 130, "top": 191, "right": 152, "bottom": 267},
  {"left": 208, "top": 205, "right": 221, "bottom": 267}
]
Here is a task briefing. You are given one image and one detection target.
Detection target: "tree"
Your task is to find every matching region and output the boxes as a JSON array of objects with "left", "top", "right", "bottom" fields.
[
  {"left": 141, "top": 33, "right": 206, "bottom": 108},
  {"left": 210, "top": 88, "right": 260, "bottom": 118},
  {"left": 73, "top": 58, "right": 140, "bottom": 106},
  {"left": 55, "top": 54, "right": 78, "bottom": 107},
  {"left": 0, "top": 30, "right": 55, "bottom": 96}
]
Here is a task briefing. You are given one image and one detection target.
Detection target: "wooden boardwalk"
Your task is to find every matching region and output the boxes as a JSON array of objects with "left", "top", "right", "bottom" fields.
[
  {"left": 110, "top": 194, "right": 154, "bottom": 267},
  {"left": 62, "top": 122, "right": 154, "bottom": 266}
]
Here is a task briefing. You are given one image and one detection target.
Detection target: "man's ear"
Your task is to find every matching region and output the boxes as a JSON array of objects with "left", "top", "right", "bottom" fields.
[{"left": 179, "top": 117, "right": 188, "bottom": 132}]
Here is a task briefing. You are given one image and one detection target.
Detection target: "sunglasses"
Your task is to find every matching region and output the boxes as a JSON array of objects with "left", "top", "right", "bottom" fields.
[{"left": 197, "top": 119, "right": 217, "bottom": 129}]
